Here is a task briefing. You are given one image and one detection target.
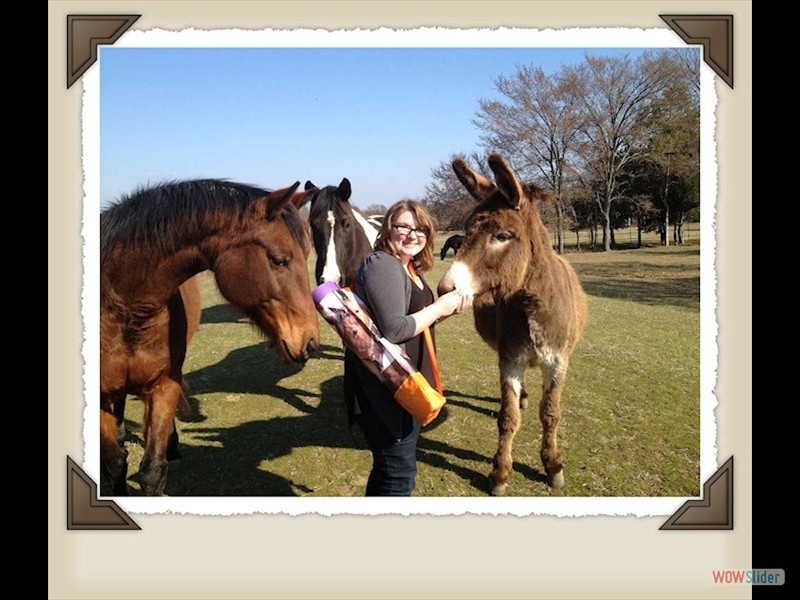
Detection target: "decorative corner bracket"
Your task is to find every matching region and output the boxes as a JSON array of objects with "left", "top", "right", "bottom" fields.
[{"left": 67, "top": 14, "right": 140, "bottom": 88}]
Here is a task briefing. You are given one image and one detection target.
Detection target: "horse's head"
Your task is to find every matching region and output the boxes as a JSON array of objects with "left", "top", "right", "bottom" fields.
[
  {"left": 438, "top": 155, "right": 546, "bottom": 299},
  {"left": 306, "top": 178, "right": 377, "bottom": 286},
  {"left": 212, "top": 182, "right": 320, "bottom": 363}
]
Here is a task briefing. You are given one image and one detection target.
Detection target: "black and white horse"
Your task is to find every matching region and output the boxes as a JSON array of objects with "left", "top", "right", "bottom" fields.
[{"left": 305, "top": 179, "right": 379, "bottom": 286}]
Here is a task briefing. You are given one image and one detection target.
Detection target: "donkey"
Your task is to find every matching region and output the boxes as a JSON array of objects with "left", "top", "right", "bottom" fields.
[
  {"left": 438, "top": 154, "right": 587, "bottom": 494},
  {"left": 305, "top": 178, "right": 378, "bottom": 286}
]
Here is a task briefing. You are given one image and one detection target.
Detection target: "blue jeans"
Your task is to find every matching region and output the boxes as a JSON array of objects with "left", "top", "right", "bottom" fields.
[{"left": 356, "top": 391, "right": 421, "bottom": 496}]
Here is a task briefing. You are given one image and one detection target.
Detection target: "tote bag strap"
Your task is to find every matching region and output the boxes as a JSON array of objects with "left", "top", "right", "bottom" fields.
[{"left": 408, "top": 262, "right": 443, "bottom": 395}]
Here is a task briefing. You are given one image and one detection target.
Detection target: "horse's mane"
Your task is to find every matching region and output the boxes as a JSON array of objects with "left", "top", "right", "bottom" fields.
[{"left": 101, "top": 179, "right": 307, "bottom": 266}]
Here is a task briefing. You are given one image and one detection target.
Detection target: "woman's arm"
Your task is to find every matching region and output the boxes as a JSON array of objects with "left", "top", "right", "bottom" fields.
[
  {"left": 358, "top": 253, "right": 472, "bottom": 343},
  {"left": 409, "top": 289, "right": 471, "bottom": 337},
  {"left": 357, "top": 254, "right": 416, "bottom": 344}
]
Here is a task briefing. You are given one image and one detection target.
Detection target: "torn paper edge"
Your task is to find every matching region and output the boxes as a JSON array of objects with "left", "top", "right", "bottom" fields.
[{"left": 81, "top": 26, "right": 718, "bottom": 516}]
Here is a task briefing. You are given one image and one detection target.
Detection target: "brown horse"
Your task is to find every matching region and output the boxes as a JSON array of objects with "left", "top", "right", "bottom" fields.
[
  {"left": 111, "top": 275, "right": 201, "bottom": 460},
  {"left": 101, "top": 179, "right": 319, "bottom": 495},
  {"left": 438, "top": 155, "right": 587, "bottom": 494}
]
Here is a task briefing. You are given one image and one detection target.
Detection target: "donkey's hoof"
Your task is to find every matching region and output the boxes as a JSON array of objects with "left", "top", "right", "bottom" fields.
[{"left": 547, "top": 470, "right": 565, "bottom": 490}]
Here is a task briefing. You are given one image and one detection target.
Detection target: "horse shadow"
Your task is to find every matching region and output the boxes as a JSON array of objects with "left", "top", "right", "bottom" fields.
[
  {"left": 182, "top": 342, "right": 343, "bottom": 416},
  {"left": 199, "top": 303, "right": 246, "bottom": 324},
  {"left": 165, "top": 375, "right": 355, "bottom": 496},
  {"left": 120, "top": 343, "right": 546, "bottom": 495}
]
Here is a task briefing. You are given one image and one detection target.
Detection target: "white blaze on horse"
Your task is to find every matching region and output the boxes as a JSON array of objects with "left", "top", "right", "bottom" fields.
[
  {"left": 305, "top": 178, "right": 379, "bottom": 286},
  {"left": 438, "top": 154, "right": 588, "bottom": 495}
]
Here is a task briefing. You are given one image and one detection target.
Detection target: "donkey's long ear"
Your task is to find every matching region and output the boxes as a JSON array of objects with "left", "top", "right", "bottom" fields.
[
  {"left": 266, "top": 181, "right": 301, "bottom": 219},
  {"left": 453, "top": 158, "right": 495, "bottom": 201},
  {"left": 488, "top": 154, "right": 523, "bottom": 209},
  {"left": 337, "top": 178, "right": 352, "bottom": 202}
]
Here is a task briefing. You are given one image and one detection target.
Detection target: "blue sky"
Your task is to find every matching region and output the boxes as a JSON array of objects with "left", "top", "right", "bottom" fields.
[{"left": 101, "top": 47, "right": 647, "bottom": 209}]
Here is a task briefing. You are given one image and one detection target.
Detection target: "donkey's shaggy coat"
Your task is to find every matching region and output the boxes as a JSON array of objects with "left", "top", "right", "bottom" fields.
[{"left": 439, "top": 155, "right": 587, "bottom": 494}]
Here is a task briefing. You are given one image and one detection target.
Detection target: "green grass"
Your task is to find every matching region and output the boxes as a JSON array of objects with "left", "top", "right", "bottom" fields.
[{"left": 115, "top": 231, "right": 701, "bottom": 497}]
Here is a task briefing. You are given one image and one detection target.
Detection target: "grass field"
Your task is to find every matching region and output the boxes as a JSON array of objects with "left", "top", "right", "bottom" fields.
[{"left": 113, "top": 228, "right": 701, "bottom": 497}]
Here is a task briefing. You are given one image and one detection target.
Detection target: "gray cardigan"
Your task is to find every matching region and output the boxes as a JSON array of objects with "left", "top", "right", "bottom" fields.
[
  {"left": 354, "top": 251, "right": 417, "bottom": 345},
  {"left": 346, "top": 251, "right": 422, "bottom": 440}
]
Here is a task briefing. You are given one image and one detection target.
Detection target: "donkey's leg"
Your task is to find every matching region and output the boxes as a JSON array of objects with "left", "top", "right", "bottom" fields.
[
  {"left": 488, "top": 358, "right": 526, "bottom": 496},
  {"left": 139, "top": 377, "right": 182, "bottom": 495},
  {"left": 101, "top": 393, "right": 129, "bottom": 495},
  {"left": 539, "top": 359, "right": 568, "bottom": 489},
  {"left": 519, "top": 380, "right": 529, "bottom": 410}
]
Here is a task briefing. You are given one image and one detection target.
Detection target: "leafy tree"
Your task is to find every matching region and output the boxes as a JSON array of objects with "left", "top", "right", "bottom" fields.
[{"left": 643, "top": 50, "right": 700, "bottom": 245}]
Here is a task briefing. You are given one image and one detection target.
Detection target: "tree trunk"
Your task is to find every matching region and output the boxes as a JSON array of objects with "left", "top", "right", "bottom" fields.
[
  {"left": 663, "top": 205, "right": 670, "bottom": 247},
  {"left": 556, "top": 202, "right": 565, "bottom": 255},
  {"left": 575, "top": 229, "right": 581, "bottom": 252},
  {"left": 602, "top": 206, "right": 611, "bottom": 252},
  {"left": 636, "top": 214, "right": 643, "bottom": 248},
  {"left": 610, "top": 227, "right": 616, "bottom": 249}
]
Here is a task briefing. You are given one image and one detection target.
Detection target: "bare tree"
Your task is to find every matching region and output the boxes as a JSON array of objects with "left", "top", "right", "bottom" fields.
[
  {"left": 575, "top": 52, "right": 675, "bottom": 251},
  {"left": 423, "top": 153, "right": 480, "bottom": 231},
  {"left": 363, "top": 203, "right": 389, "bottom": 217},
  {"left": 474, "top": 65, "right": 584, "bottom": 254}
]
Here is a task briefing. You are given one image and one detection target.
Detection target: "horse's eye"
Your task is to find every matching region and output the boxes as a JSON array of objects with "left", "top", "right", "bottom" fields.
[
  {"left": 493, "top": 232, "right": 513, "bottom": 243},
  {"left": 270, "top": 256, "right": 289, "bottom": 267}
]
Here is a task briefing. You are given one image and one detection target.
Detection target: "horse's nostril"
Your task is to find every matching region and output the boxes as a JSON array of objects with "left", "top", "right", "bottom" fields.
[{"left": 306, "top": 339, "right": 318, "bottom": 356}]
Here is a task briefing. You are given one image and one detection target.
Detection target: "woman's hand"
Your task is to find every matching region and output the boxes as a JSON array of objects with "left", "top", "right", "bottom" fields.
[{"left": 435, "top": 289, "right": 473, "bottom": 319}]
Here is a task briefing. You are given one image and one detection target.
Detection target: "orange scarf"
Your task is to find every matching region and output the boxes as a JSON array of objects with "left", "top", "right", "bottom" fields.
[{"left": 407, "top": 262, "right": 443, "bottom": 395}]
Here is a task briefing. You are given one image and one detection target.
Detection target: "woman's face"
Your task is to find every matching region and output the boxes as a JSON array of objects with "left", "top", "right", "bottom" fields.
[{"left": 388, "top": 209, "right": 429, "bottom": 263}]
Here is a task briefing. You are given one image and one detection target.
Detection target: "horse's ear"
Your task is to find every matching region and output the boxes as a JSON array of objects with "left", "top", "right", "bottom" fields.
[
  {"left": 266, "top": 181, "right": 301, "bottom": 219},
  {"left": 337, "top": 178, "right": 352, "bottom": 202},
  {"left": 304, "top": 180, "right": 317, "bottom": 191},
  {"left": 453, "top": 159, "right": 495, "bottom": 202},
  {"left": 488, "top": 154, "right": 523, "bottom": 209},
  {"left": 292, "top": 187, "right": 317, "bottom": 209}
]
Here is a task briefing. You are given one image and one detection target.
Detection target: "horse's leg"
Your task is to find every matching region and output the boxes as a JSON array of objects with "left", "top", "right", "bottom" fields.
[
  {"left": 139, "top": 377, "right": 182, "bottom": 495},
  {"left": 101, "top": 393, "right": 128, "bottom": 495},
  {"left": 166, "top": 419, "right": 181, "bottom": 461},
  {"left": 539, "top": 358, "right": 568, "bottom": 489},
  {"left": 488, "top": 357, "right": 526, "bottom": 496},
  {"left": 113, "top": 394, "right": 127, "bottom": 444}
]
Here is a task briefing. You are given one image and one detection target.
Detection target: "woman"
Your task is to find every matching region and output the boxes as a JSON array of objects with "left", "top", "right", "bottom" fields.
[{"left": 345, "top": 200, "right": 472, "bottom": 496}]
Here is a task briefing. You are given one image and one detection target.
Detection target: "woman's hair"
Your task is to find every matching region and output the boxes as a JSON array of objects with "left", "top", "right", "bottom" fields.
[{"left": 374, "top": 200, "right": 437, "bottom": 272}]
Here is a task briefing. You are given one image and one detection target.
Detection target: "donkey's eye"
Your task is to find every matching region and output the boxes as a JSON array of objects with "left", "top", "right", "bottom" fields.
[
  {"left": 270, "top": 256, "right": 289, "bottom": 267},
  {"left": 492, "top": 232, "right": 513, "bottom": 243}
]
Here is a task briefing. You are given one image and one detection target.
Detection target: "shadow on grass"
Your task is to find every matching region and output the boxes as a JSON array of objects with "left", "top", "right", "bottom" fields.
[
  {"left": 417, "top": 437, "right": 548, "bottom": 493},
  {"left": 581, "top": 275, "right": 700, "bottom": 309},
  {"left": 184, "top": 342, "right": 343, "bottom": 414},
  {"left": 165, "top": 375, "right": 353, "bottom": 496},
  {"left": 200, "top": 303, "right": 246, "bottom": 324},
  {"left": 115, "top": 348, "right": 549, "bottom": 496}
]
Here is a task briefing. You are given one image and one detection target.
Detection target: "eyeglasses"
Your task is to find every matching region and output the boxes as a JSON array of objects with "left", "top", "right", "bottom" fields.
[{"left": 392, "top": 224, "right": 429, "bottom": 237}]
